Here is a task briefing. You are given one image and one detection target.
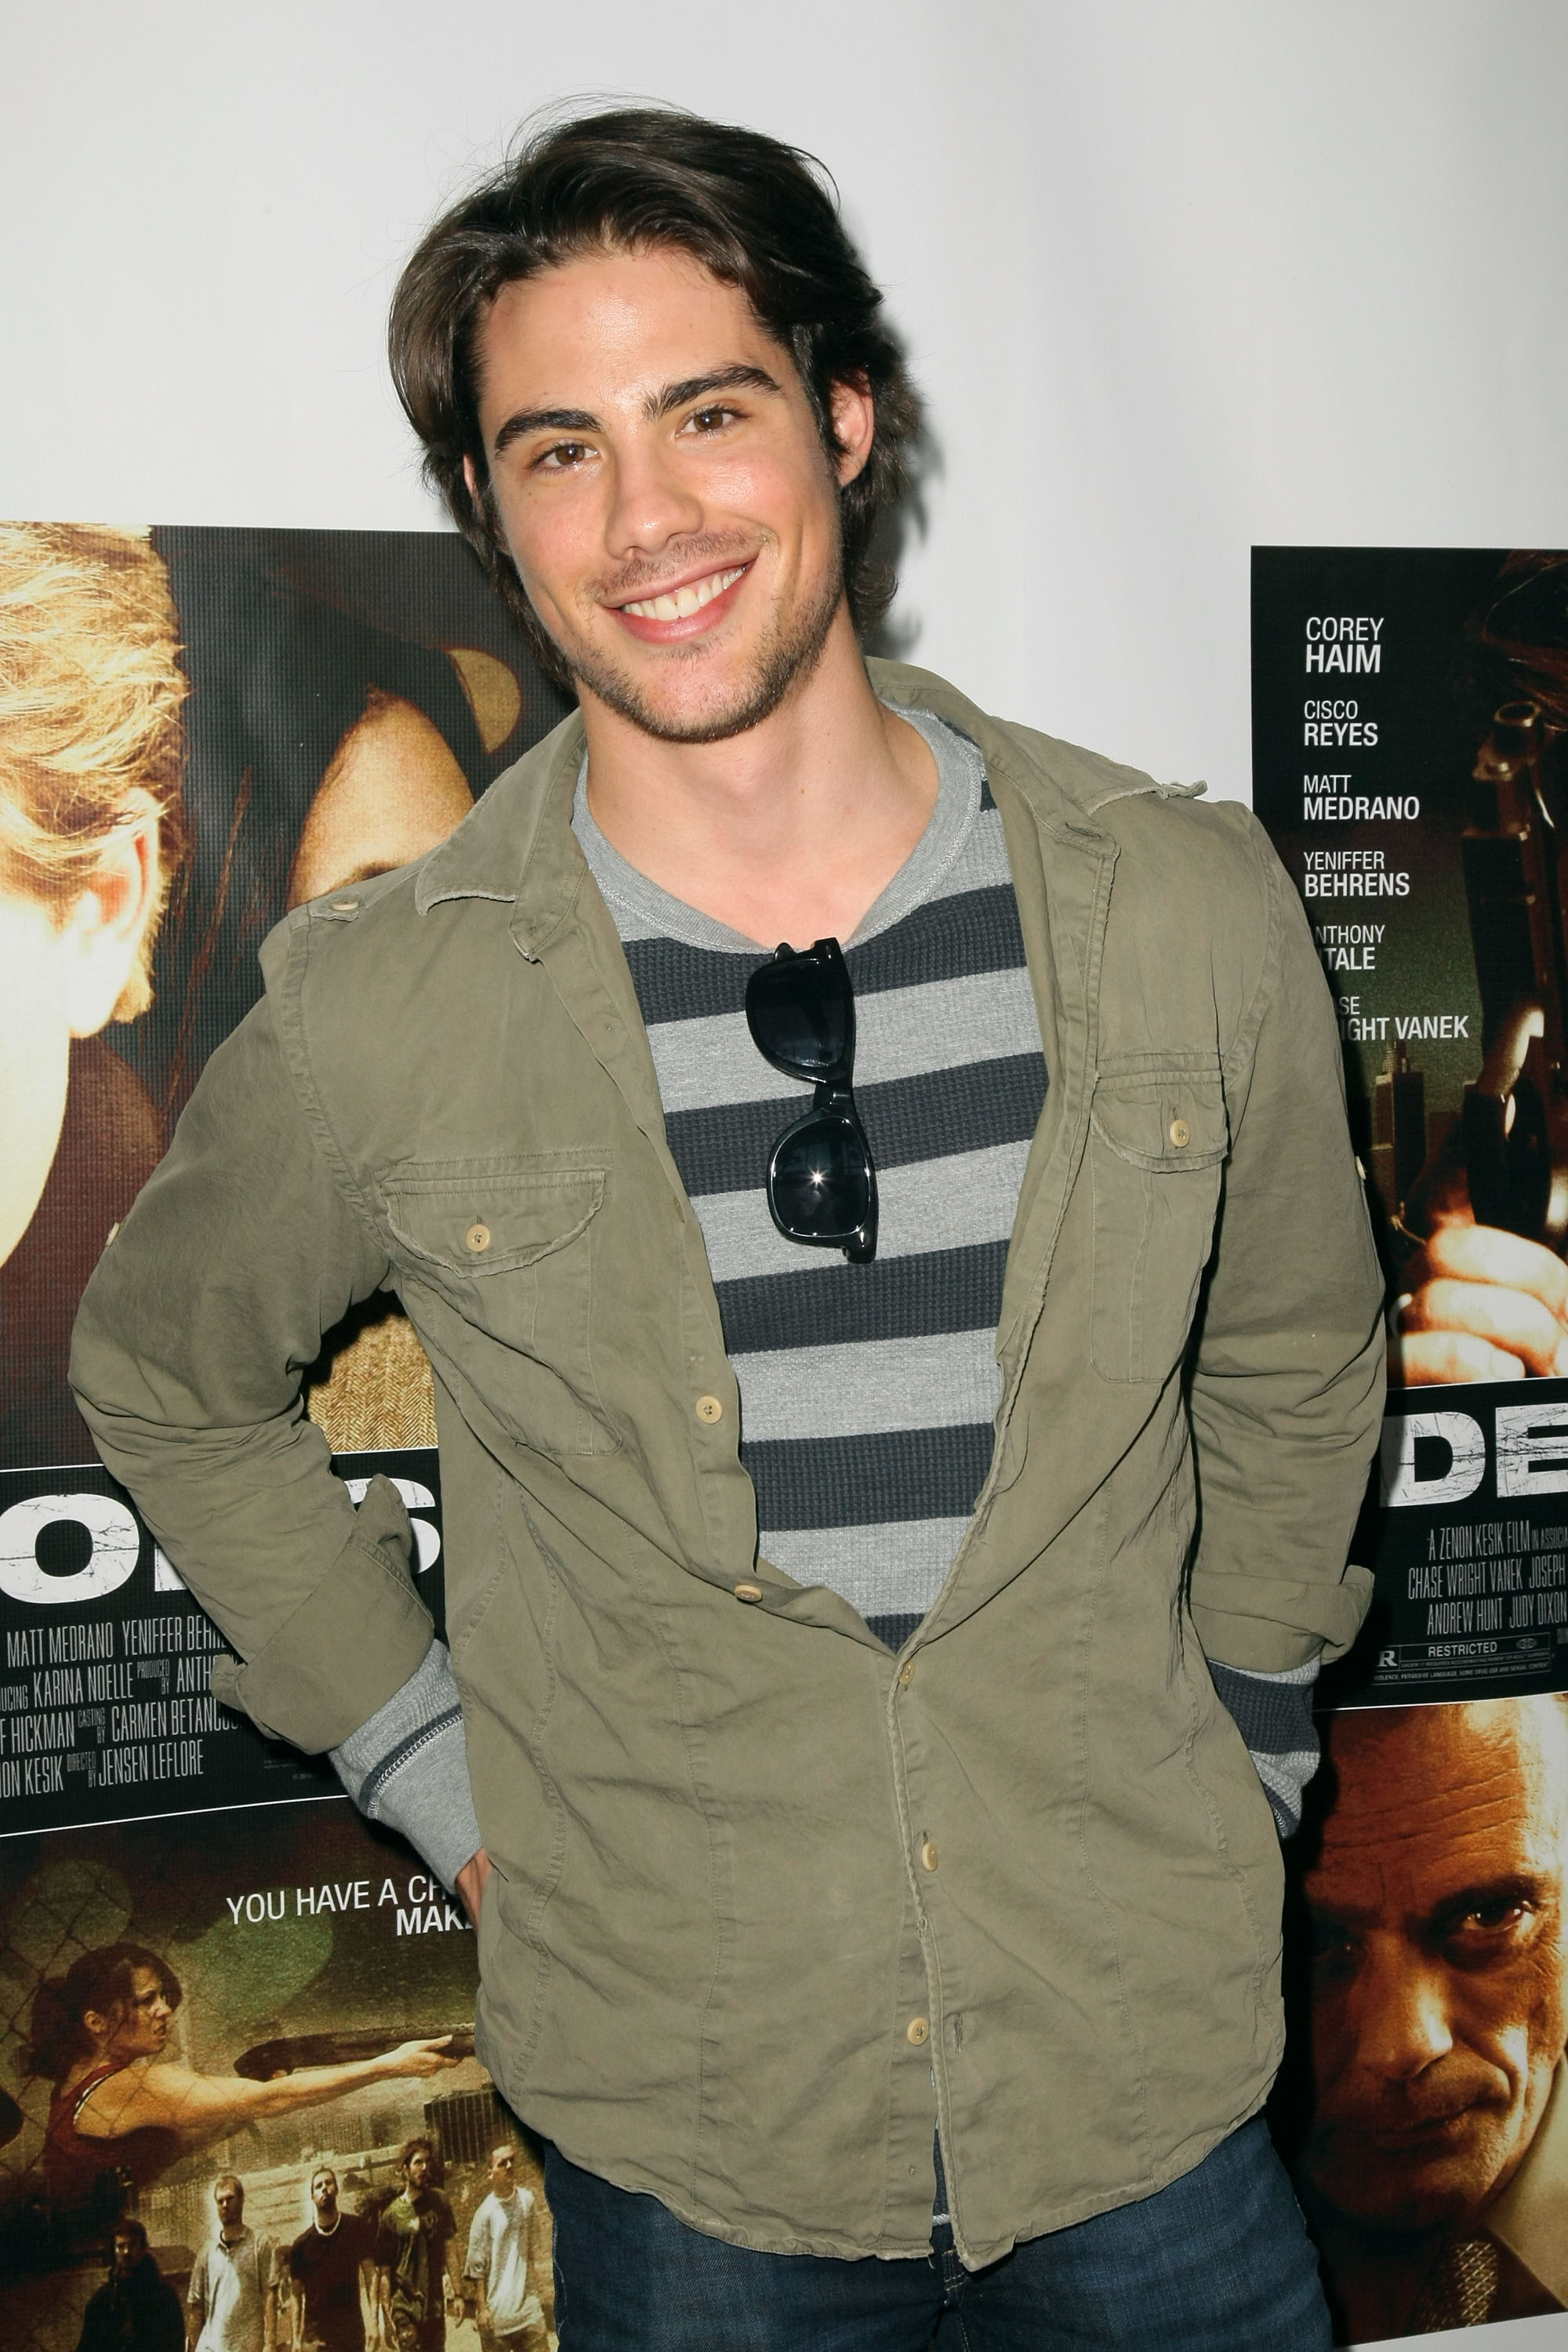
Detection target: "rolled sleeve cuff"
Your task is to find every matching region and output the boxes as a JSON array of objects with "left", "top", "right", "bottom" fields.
[
  {"left": 1189, "top": 1558, "right": 1374, "bottom": 1671},
  {"left": 209, "top": 1475, "right": 433, "bottom": 1750},
  {"left": 1207, "top": 1657, "right": 1320, "bottom": 1838},
  {"left": 330, "top": 1639, "right": 481, "bottom": 1893}
]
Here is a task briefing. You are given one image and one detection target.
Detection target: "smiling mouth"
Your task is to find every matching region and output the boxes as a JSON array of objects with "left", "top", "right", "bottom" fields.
[{"left": 618, "top": 564, "right": 747, "bottom": 622}]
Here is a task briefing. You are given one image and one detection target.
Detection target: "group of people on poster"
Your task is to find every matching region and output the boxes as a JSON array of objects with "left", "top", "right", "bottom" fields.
[{"left": 76, "top": 2137, "right": 544, "bottom": 2350}]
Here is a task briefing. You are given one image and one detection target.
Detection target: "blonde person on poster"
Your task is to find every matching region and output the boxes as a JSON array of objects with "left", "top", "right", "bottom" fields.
[
  {"left": 0, "top": 521, "right": 186, "bottom": 1464},
  {"left": 187, "top": 2175, "right": 280, "bottom": 2352},
  {"left": 27, "top": 1943, "right": 456, "bottom": 2221},
  {"left": 73, "top": 109, "right": 1386, "bottom": 2350},
  {"left": 463, "top": 2143, "right": 546, "bottom": 2352},
  {"left": 1301, "top": 1697, "right": 1568, "bottom": 2338}
]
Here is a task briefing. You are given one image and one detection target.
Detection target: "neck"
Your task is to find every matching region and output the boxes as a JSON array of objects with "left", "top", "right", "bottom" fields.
[{"left": 579, "top": 615, "right": 936, "bottom": 948}]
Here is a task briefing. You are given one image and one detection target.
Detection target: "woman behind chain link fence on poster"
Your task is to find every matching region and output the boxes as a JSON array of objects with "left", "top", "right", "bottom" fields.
[{"left": 26, "top": 1942, "right": 456, "bottom": 2235}]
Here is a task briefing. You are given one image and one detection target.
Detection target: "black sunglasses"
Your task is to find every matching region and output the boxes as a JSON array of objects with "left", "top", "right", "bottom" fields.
[{"left": 745, "top": 938, "right": 878, "bottom": 1263}]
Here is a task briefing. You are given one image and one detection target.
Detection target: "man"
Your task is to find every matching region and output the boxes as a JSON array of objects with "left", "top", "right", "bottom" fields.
[
  {"left": 77, "top": 2218, "right": 184, "bottom": 2352},
  {"left": 463, "top": 2142, "right": 546, "bottom": 2351},
  {"left": 187, "top": 2176, "right": 279, "bottom": 2352},
  {"left": 373, "top": 2140, "right": 459, "bottom": 2352},
  {"left": 72, "top": 108, "right": 1385, "bottom": 2347},
  {"left": 285, "top": 2165, "right": 376, "bottom": 2352},
  {"left": 1301, "top": 1697, "right": 1568, "bottom": 2339}
]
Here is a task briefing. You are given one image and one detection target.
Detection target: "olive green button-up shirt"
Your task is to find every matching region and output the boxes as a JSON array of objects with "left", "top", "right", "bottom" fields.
[{"left": 71, "top": 662, "right": 1384, "bottom": 2267}]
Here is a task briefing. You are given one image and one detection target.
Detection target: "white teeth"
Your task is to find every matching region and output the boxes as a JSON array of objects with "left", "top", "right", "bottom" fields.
[{"left": 622, "top": 564, "right": 745, "bottom": 620}]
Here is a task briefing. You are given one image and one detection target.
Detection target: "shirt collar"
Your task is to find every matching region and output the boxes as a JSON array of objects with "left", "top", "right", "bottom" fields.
[{"left": 410, "top": 659, "right": 1120, "bottom": 946}]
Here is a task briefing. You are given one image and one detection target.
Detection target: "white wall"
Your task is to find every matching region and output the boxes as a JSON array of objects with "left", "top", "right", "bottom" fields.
[{"left": 4, "top": 0, "right": 1566, "bottom": 800}]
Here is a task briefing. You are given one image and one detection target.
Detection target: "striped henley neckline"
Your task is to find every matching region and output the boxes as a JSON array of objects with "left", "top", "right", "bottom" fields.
[{"left": 572, "top": 707, "right": 1049, "bottom": 1648}]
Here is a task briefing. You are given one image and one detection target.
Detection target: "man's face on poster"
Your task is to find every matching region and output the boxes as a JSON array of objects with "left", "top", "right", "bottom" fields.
[{"left": 1303, "top": 1698, "right": 1568, "bottom": 2232}]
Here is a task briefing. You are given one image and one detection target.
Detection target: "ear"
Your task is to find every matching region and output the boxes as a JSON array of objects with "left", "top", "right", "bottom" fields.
[
  {"left": 461, "top": 452, "right": 492, "bottom": 523},
  {"left": 829, "top": 374, "right": 876, "bottom": 488},
  {"left": 59, "top": 815, "right": 162, "bottom": 1037}
]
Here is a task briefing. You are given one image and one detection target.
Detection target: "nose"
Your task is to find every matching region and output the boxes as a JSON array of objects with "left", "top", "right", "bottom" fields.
[
  {"left": 602, "top": 427, "right": 704, "bottom": 561},
  {"left": 1347, "top": 1940, "right": 1455, "bottom": 2084}
]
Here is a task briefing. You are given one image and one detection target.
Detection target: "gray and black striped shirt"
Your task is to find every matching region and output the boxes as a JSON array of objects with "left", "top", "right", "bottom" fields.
[{"left": 574, "top": 708, "right": 1037, "bottom": 1648}]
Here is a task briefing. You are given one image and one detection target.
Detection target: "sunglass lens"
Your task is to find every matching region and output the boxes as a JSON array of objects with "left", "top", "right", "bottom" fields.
[
  {"left": 770, "top": 1112, "right": 873, "bottom": 1241},
  {"left": 746, "top": 949, "right": 851, "bottom": 1078}
]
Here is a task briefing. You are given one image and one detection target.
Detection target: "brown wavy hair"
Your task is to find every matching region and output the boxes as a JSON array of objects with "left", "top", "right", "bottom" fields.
[
  {"left": 388, "top": 107, "right": 923, "bottom": 684},
  {"left": 0, "top": 523, "right": 187, "bottom": 1020},
  {"left": 24, "top": 1942, "right": 183, "bottom": 2082}
]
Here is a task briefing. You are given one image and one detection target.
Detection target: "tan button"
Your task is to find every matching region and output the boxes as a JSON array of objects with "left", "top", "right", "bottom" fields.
[
  {"left": 906, "top": 2016, "right": 931, "bottom": 2046},
  {"left": 330, "top": 895, "right": 360, "bottom": 914},
  {"left": 465, "top": 1222, "right": 492, "bottom": 1254},
  {"left": 898, "top": 1661, "right": 917, "bottom": 1689},
  {"left": 733, "top": 1581, "right": 764, "bottom": 1604},
  {"left": 920, "top": 1840, "right": 939, "bottom": 1873},
  {"left": 695, "top": 1394, "right": 724, "bottom": 1425},
  {"left": 1168, "top": 1118, "right": 1191, "bottom": 1149}
]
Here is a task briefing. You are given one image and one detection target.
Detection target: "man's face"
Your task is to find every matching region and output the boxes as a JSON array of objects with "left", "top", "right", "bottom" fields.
[
  {"left": 1303, "top": 1700, "right": 1568, "bottom": 2233},
  {"left": 488, "top": 2143, "right": 516, "bottom": 2196},
  {"left": 404, "top": 2147, "right": 431, "bottom": 2193},
  {"left": 311, "top": 2168, "right": 338, "bottom": 2217},
  {"left": 214, "top": 2180, "right": 245, "bottom": 2233},
  {"left": 470, "top": 244, "right": 871, "bottom": 745},
  {"left": 111, "top": 2229, "right": 141, "bottom": 2277}
]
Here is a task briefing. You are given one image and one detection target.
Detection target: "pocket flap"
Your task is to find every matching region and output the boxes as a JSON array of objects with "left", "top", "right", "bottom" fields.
[
  {"left": 1090, "top": 1069, "right": 1229, "bottom": 1172},
  {"left": 384, "top": 1163, "right": 606, "bottom": 1274}
]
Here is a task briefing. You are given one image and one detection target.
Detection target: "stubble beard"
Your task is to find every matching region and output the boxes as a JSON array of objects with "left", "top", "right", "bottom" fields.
[{"left": 546, "top": 542, "right": 848, "bottom": 746}]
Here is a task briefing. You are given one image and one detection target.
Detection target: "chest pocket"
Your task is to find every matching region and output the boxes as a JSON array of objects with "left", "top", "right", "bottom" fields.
[
  {"left": 1089, "top": 1060, "right": 1228, "bottom": 1384},
  {"left": 383, "top": 1158, "right": 615, "bottom": 1457}
]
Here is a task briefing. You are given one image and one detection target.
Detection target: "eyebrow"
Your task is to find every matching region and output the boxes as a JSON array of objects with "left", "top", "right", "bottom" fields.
[
  {"left": 491, "top": 363, "right": 783, "bottom": 459},
  {"left": 1427, "top": 1874, "right": 1549, "bottom": 1933},
  {"left": 1309, "top": 1871, "right": 1552, "bottom": 1938}
]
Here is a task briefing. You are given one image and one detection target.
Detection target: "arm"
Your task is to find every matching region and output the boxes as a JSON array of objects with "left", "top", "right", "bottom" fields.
[
  {"left": 185, "top": 2254, "right": 206, "bottom": 2352},
  {"left": 464, "top": 2204, "right": 492, "bottom": 2332},
  {"left": 1187, "top": 830, "right": 1385, "bottom": 1675},
  {"left": 70, "top": 989, "right": 435, "bottom": 1752},
  {"left": 441, "top": 2203, "right": 464, "bottom": 2309},
  {"left": 75, "top": 2041, "right": 456, "bottom": 2145},
  {"left": 329, "top": 1642, "right": 482, "bottom": 1895}
]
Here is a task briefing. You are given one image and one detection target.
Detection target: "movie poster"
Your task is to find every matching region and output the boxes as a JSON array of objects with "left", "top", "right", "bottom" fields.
[
  {"left": 0, "top": 521, "right": 570, "bottom": 2347},
  {"left": 1254, "top": 549, "right": 1568, "bottom": 2343}
]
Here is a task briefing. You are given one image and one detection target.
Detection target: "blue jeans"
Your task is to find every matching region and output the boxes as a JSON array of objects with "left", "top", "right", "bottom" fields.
[{"left": 545, "top": 2114, "right": 1331, "bottom": 2349}]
